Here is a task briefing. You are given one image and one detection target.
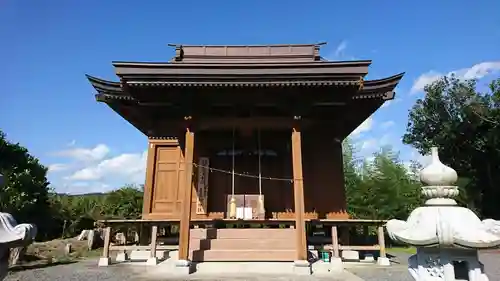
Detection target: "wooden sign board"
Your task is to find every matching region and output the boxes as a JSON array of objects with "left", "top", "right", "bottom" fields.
[
  {"left": 196, "top": 157, "right": 210, "bottom": 214},
  {"left": 225, "top": 194, "right": 265, "bottom": 220}
]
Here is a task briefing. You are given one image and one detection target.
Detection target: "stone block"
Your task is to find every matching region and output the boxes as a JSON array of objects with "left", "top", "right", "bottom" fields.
[
  {"left": 98, "top": 257, "right": 110, "bottom": 267},
  {"left": 116, "top": 252, "right": 128, "bottom": 262},
  {"left": 129, "top": 250, "right": 167, "bottom": 261},
  {"left": 293, "top": 260, "right": 311, "bottom": 275},
  {"left": 173, "top": 259, "right": 194, "bottom": 275},
  {"left": 362, "top": 253, "right": 375, "bottom": 262},
  {"left": 330, "top": 257, "right": 344, "bottom": 273},
  {"left": 146, "top": 257, "right": 158, "bottom": 266},
  {"left": 377, "top": 257, "right": 390, "bottom": 266},
  {"left": 341, "top": 250, "right": 360, "bottom": 262}
]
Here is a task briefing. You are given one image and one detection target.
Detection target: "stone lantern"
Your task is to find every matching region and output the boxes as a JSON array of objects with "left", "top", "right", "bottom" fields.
[
  {"left": 0, "top": 172, "right": 38, "bottom": 281},
  {"left": 386, "top": 147, "right": 500, "bottom": 281}
]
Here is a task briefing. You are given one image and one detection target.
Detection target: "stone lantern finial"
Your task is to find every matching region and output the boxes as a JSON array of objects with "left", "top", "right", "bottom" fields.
[{"left": 419, "top": 147, "right": 459, "bottom": 206}]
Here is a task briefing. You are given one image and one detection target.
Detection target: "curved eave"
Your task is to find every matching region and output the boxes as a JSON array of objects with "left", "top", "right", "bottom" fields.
[
  {"left": 86, "top": 75, "right": 124, "bottom": 94},
  {"left": 353, "top": 72, "right": 405, "bottom": 100}
]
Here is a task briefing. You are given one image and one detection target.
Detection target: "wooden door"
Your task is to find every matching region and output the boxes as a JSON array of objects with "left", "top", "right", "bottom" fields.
[{"left": 150, "top": 145, "right": 184, "bottom": 217}]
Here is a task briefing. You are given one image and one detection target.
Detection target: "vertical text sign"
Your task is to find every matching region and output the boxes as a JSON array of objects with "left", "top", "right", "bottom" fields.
[{"left": 196, "top": 157, "right": 210, "bottom": 214}]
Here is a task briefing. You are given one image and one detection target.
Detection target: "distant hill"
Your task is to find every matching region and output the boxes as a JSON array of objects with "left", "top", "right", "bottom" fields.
[{"left": 54, "top": 192, "right": 107, "bottom": 197}]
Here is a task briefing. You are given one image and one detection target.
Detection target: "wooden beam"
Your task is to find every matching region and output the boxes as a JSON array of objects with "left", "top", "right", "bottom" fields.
[
  {"left": 197, "top": 117, "right": 313, "bottom": 131},
  {"left": 291, "top": 120, "right": 307, "bottom": 261},
  {"left": 178, "top": 120, "right": 195, "bottom": 261},
  {"left": 142, "top": 141, "right": 157, "bottom": 216}
]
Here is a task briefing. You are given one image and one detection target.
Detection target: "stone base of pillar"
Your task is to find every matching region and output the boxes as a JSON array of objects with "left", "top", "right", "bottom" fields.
[
  {"left": 116, "top": 252, "right": 128, "bottom": 262},
  {"left": 362, "top": 254, "right": 375, "bottom": 262},
  {"left": 174, "top": 259, "right": 193, "bottom": 275},
  {"left": 293, "top": 260, "right": 311, "bottom": 275},
  {"left": 146, "top": 257, "right": 158, "bottom": 266},
  {"left": 98, "top": 257, "right": 110, "bottom": 267},
  {"left": 329, "top": 257, "right": 344, "bottom": 273},
  {"left": 377, "top": 257, "right": 390, "bottom": 266}
]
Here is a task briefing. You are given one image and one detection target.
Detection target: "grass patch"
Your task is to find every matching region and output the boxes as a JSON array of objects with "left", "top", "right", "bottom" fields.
[
  {"left": 387, "top": 246, "right": 417, "bottom": 254},
  {"left": 10, "top": 237, "right": 102, "bottom": 271}
]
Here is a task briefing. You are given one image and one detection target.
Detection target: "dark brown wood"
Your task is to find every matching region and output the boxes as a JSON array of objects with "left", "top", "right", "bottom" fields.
[
  {"left": 87, "top": 43, "right": 403, "bottom": 263},
  {"left": 178, "top": 127, "right": 195, "bottom": 261}
]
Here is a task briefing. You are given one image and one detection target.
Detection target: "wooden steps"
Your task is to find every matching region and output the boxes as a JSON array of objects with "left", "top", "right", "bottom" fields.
[
  {"left": 189, "top": 228, "right": 296, "bottom": 261},
  {"left": 191, "top": 249, "right": 296, "bottom": 261}
]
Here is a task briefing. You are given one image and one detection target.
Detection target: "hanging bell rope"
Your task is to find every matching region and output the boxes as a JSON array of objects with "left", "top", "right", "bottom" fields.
[
  {"left": 257, "top": 128, "right": 266, "bottom": 217},
  {"left": 229, "top": 126, "right": 237, "bottom": 219}
]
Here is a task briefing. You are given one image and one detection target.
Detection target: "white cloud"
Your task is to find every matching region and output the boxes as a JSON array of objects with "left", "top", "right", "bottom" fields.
[
  {"left": 350, "top": 116, "right": 374, "bottom": 138},
  {"left": 381, "top": 97, "right": 403, "bottom": 108},
  {"left": 57, "top": 181, "right": 111, "bottom": 195},
  {"left": 361, "top": 138, "right": 377, "bottom": 150},
  {"left": 334, "top": 40, "right": 348, "bottom": 58},
  {"left": 48, "top": 163, "right": 70, "bottom": 173},
  {"left": 67, "top": 140, "right": 76, "bottom": 147},
  {"left": 53, "top": 144, "right": 110, "bottom": 163},
  {"left": 411, "top": 61, "right": 500, "bottom": 94},
  {"left": 381, "top": 100, "right": 391, "bottom": 108},
  {"left": 65, "top": 150, "right": 147, "bottom": 184},
  {"left": 380, "top": 120, "right": 395, "bottom": 130}
]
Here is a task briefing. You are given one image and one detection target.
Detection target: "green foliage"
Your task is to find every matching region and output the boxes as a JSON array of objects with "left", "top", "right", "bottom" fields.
[
  {"left": 343, "top": 140, "right": 422, "bottom": 221},
  {"left": 0, "top": 130, "right": 54, "bottom": 240},
  {"left": 403, "top": 76, "right": 500, "bottom": 218}
]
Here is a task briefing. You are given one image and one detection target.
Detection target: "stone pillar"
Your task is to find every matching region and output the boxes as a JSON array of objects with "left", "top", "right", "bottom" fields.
[{"left": 386, "top": 147, "right": 500, "bottom": 281}]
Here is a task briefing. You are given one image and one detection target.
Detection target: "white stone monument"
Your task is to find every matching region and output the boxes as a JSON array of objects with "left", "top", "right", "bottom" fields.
[
  {"left": 0, "top": 173, "right": 38, "bottom": 280},
  {"left": 386, "top": 147, "right": 500, "bottom": 281},
  {"left": 0, "top": 213, "right": 37, "bottom": 281}
]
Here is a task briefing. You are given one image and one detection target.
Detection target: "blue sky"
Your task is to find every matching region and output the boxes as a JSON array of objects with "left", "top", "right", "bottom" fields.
[{"left": 1, "top": 0, "right": 499, "bottom": 194}]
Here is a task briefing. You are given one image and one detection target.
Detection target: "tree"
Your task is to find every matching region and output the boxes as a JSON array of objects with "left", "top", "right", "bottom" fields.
[
  {"left": 343, "top": 140, "right": 422, "bottom": 220},
  {"left": 403, "top": 75, "right": 500, "bottom": 218},
  {"left": 0, "top": 130, "right": 54, "bottom": 240},
  {"left": 102, "top": 185, "right": 143, "bottom": 219}
]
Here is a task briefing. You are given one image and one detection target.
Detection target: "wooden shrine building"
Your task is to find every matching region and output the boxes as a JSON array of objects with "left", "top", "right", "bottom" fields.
[{"left": 88, "top": 43, "right": 403, "bottom": 263}]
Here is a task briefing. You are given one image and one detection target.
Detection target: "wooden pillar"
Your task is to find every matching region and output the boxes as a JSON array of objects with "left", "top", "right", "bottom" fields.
[
  {"left": 102, "top": 226, "right": 111, "bottom": 259},
  {"left": 178, "top": 118, "right": 195, "bottom": 261},
  {"left": 331, "top": 226, "right": 340, "bottom": 258},
  {"left": 142, "top": 140, "right": 157, "bottom": 216},
  {"left": 150, "top": 225, "right": 158, "bottom": 258},
  {"left": 291, "top": 119, "right": 307, "bottom": 261},
  {"left": 377, "top": 225, "right": 386, "bottom": 258}
]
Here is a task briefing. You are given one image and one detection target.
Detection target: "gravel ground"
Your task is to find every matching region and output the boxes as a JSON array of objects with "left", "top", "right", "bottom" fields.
[
  {"left": 348, "top": 251, "right": 500, "bottom": 281},
  {"left": 5, "top": 251, "right": 500, "bottom": 281}
]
